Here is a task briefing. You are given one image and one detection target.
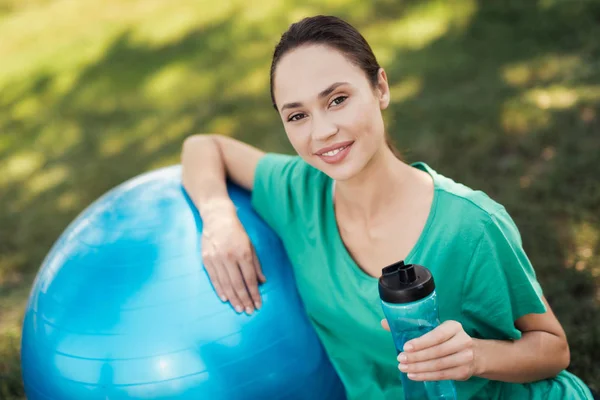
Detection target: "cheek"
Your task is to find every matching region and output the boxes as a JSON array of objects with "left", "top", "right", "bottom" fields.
[
  {"left": 284, "top": 125, "right": 310, "bottom": 154},
  {"left": 342, "top": 100, "right": 382, "bottom": 140}
]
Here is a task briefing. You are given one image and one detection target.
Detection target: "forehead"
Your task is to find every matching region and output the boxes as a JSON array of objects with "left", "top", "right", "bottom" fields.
[{"left": 274, "top": 45, "right": 366, "bottom": 105}]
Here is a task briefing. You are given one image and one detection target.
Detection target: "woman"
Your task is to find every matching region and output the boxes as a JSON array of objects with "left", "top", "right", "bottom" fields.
[{"left": 181, "top": 15, "right": 594, "bottom": 400}]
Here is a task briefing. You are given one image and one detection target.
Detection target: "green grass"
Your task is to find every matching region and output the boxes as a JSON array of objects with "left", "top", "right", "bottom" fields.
[{"left": 1, "top": 0, "right": 599, "bottom": 397}]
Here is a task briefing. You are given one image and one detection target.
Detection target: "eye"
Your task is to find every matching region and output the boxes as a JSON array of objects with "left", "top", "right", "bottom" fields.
[
  {"left": 330, "top": 95, "right": 348, "bottom": 107},
  {"left": 288, "top": 113, "right": 306, "bottom": 122}
]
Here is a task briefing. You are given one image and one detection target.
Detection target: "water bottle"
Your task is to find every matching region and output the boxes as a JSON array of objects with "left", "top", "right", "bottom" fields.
[{"left": 378, "top": 261, "right": 457, "bottom": 400}]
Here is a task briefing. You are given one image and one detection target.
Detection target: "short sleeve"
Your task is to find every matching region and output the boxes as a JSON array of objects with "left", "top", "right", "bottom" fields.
[
  {"left": 461, "top": 208, "right": 547, "bottom": 340},
  {"left": 251, "top": 153, "right": 307, "bottom": 236}
]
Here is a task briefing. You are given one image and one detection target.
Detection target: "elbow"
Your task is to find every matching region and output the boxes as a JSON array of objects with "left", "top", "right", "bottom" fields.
[
  {"left": 181, "top": 134, "right": 215, "bottom": 189},
  {"left": 181, "top": 134, "right": 217, "bottom": 165},
  {"left": 547, "top": 334, "right": 571, "bottom": 376},
  {"left": 557, "top": 337, "right": 571, "bottom": 372},
  {"left": 182, "top": 134, "right": 215, "bottom": 155}
]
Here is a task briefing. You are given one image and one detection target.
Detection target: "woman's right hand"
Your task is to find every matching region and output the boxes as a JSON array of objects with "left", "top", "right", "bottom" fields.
[{"left": 200, "top": 202, "right": 266, "bottom": 315}]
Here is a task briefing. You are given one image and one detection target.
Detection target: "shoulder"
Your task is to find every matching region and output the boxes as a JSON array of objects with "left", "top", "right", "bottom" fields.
[
  {"left": 420, "top": 163, "right": 520, "bottom": 242},
  {"left": 430, "top": 166, "right": 504, "bottom": 217}
]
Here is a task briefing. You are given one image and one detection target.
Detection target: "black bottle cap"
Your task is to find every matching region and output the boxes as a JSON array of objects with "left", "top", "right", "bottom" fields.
[{"left": 378, "top": 261, "right": 435, "bottom": 304}]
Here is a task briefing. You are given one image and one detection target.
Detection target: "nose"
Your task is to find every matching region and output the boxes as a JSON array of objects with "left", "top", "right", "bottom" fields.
[{"left": 311, "top": 112, "right": 338, "bottom": 143}]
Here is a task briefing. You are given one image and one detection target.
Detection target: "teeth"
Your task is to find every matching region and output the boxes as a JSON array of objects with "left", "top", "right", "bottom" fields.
[{"left": 323, "top": 145, "right": 347, "bottom": 157}]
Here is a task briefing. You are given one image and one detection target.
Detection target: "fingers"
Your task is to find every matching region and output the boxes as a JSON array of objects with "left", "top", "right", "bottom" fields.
[
  {"left": 200, "top": 227, "right": 265, "bottom": 316},
  {"left": 252, "top": 249, "right": 266, "bottom": 284},
  {"left": 223, "top": 259, "right": 256, "bottom": 314},
  {"left": 405, "top": 364, "right": 473, "bottom": 382},
  {"left": 399, "top": 348, "right": 474, "bottom": 376},
  {"left": 404, "top": 320, "right": 462, "bottom": 351},
  {"left": 395, "top": 321, "right": 475, "bottom": 382},
  {"left": 217, "top": 261, "right": 246, "bottom": 313},
  {"left": 238, "top": 252, "right": 262, "bottom": 310},
  {"left": 381, "top": 319, "right": 390, "bottom": 331},
  {"left": 202, "top": 257, "right": 227, "bottom": 302},
  {"left": 398, "top": 332, "right": 470, "bottom": 363}
]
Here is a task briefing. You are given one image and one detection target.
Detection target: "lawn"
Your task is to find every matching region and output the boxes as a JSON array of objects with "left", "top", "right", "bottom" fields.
[{"left": 1, "top": 0, "right": 599, "bottom": 398}]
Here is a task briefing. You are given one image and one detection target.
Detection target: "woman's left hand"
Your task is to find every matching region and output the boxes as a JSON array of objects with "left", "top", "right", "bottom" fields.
[{"left": 381, "top": 319, "right": 481, "bottom": 382}]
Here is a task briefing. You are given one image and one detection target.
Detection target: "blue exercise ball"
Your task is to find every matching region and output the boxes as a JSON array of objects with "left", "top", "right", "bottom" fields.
[{"left": 21, "top": 165, "right": 346, "bottom": 400}]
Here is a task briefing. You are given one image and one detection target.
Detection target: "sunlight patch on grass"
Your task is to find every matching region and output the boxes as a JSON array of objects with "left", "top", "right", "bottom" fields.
[
  {"left": 524, "top": 85, "right": 600, "bottom": 110},
  {"left": 142, "top": 115, "right": 194, "bottom": 154},
  {"left": 143, "top": 66, "right": 230, "bottom": 111},
  {"left": 0, "top": 3, "right": 124, "bottom": 89},
  {"left": 0, "top": 151, "right": 45, "bottom": 187},
  {"left": 97, "top": 115, "right": 163, "bottom": 157},
  {"left": 225, "top": 63, "right": 271, "bottom": 98},
  {"left": 26, "top": 164, "right": 69, "bottom": 197},
  {"left": 502, "top": 55, "right": 583, "bottom": 87},
  {"left": 100, "top": 111, "right": 190, "bottom": 157},
  {"left": 239, "top": 0, "right": 281, "bottom": 24},
  {"left": 143, "top": 63, "right": 198, "bottom": 101},
  {"left": 236, "top": 40, "right": 273, "bottom": 64},
  {"left": 47, "top": 70, "right": 79, "bottom": 99},
  {"left": 0, "top": 0, "right": 55, "bottom": 15},
  {"left": 286, "top": 6, "right": 320, "bottom": 26},
  {"left": 527, "top": 86, "right": 578, "bottom": 110},
  {"left": 10, "top": 96, "right": 43, "bottom": 121},
  {"left": 565, "top": 221, "right": 599, "bottom": 277},
  {"left": 36, "top": 123, "right": 82, "bottom": 159},
  {"left": 56, "top": 191, "right": 81, "bottom": 212},
  {"left": 0, "top": 0, "right": 238, "bottom": 91},
  {"left": 389, "top": 76, "right": 422, "bottom": 104},
  {"left": 364, "top": 0, "right": 476, "bottom": 64},
  {"left": 100, "top": 135, "right": 128, "bottom": 157},
  {"left": 0, "top": 305, "right": 25, "bottom": 339},
  {"left": 207, "top": 116, "right": 239, "bottom": 137},
  {"left": 130, "top": 1, "right": 234, "bottom": 47},
  {"left": 0, "top": 319, "right": 21, "bottom": 344},
  {"left": 578, "top": 85, "right": 600, "bottom": 103},
  {"left": 501, "top": 101, "right": 551, "bottom": 135}
]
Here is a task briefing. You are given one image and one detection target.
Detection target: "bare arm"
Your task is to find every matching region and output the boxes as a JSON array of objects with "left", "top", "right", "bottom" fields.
[
  {"left": 181, "top": 134, "right": 265, "bottom": 217},
  {"left": 386, "top": 296, "right": 570, "bottom": 383},
  {"left": 180, "top": 134, "right": 266, "bottom": 314},
  {"left": 473, "top": 296, "right": 570, "bottom": 382}
]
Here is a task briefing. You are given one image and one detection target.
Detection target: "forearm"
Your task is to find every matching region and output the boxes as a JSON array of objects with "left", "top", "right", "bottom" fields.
[
  {"left": 474, "top": 331, "right": 570, "bottom": 383},
  {"left": 181, "top": 134, "right": 236, "bottom": 218}
]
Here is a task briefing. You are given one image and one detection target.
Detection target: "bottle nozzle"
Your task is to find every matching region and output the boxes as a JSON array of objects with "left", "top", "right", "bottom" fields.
[
  {"left": 382, "top": 260, "right": 404, "bottom": 277},
  {"left": 398, "top": 263, "right": 417, "bottom": 284}
]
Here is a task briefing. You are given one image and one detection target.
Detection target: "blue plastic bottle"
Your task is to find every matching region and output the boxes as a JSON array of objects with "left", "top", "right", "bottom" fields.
[{"left": 378, "top": 261, "right": 457, "bottom": 400}]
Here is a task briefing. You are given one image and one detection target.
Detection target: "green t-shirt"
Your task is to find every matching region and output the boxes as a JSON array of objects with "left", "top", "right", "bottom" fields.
[{"left": 251, "top": 153, "right": 593, "bottom": 400}]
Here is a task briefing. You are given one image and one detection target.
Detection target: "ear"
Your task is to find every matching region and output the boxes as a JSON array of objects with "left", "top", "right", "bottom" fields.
[{"left": 375, "top": 68, "right": 391, "bottom": 110}]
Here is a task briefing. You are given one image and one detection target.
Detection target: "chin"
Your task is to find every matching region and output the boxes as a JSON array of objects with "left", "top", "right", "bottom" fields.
[{"left": 319, "top": 160, "right": 363, "bottom": 182}]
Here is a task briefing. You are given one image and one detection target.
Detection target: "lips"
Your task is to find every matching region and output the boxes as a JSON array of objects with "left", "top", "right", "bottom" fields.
[
  {"left": 315, "top": 140, "right": 355, "bottom": 156},
  {"left": 315, "top": 141, "right": 354, "bottom": 165}
]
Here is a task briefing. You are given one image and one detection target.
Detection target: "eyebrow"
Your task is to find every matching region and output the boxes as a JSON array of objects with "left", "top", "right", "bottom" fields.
[{"left": 280, "top": 81, "right": 350, "bottom": 113}]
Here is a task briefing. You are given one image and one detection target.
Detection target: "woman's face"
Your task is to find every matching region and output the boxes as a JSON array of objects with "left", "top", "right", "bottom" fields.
[{"left": 273, "top": 44, "right": 390, "bottom": 181}]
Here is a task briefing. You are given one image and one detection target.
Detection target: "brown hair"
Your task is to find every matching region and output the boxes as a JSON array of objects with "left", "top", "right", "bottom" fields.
[{"left": 269, "top": 15, "right": 401, "bottom": 159}]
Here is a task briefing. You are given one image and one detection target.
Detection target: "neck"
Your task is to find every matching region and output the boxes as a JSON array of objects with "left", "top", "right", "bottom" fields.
[{"left": 333, "top": 148, "right": 415, "bottom": 223}]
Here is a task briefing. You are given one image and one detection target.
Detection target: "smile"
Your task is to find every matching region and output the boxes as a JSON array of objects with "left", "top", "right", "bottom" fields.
[{"left": 322, "top": 145, "right": 350, "bottom": 156}]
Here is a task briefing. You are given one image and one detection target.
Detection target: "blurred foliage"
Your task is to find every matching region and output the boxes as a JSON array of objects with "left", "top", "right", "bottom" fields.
[{"left": 1, "top": 0, "right": 599, "bottom": 397}]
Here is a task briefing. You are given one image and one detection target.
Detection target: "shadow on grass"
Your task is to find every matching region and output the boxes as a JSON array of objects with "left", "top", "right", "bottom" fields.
[{"left": 1, "top": 0, "right": 599, "bottom": 397}]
